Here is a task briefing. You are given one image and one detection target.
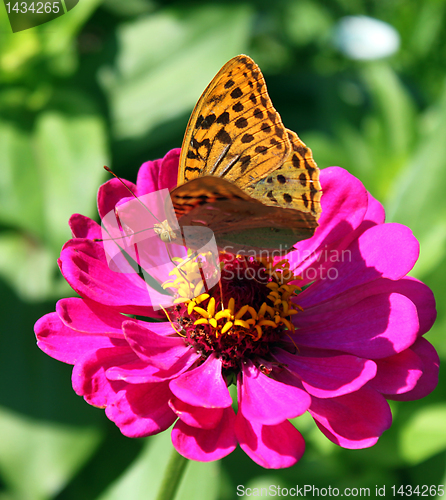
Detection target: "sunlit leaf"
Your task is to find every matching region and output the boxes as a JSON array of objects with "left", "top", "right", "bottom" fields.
[
  {"left": 400, "top": 404, "right": 446, "bottom": 465},
  {"left": 0, "top": 406, "right": 102, "bottom": 500},
  {"left": 100, "top": 4, "right": 253, "bottom": 140}
]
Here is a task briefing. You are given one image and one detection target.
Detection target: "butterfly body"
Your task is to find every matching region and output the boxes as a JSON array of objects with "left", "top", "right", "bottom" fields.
[{"left": 167, "top": 55, "right": 322, "bottom": 255}]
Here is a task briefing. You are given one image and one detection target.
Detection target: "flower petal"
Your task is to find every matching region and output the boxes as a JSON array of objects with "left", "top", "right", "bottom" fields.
[
  {"left": 136, "top": 149, "right": 180, "bottom": 195},
  {"left": 309, "top": 385, "right": 392, "bottom": 449},
  {"left": 69, "top": 214, "right": 102, "bottom": 240},
  {"left": 298, "top": 277, "right": 436, "bottom": 339},
  {"left": 296, "top": 222, "right": 420, "bottom": 303},
  {"left": 72, "top": 346, "right": 137, "bottom": 407},
  {"left": 56, "top": 297, "right": 126, "bottom": 335},
  {"left": 369, "top": 348, "right": 422, "bottom": 395},
  {"left": 169, "top": 354, "right": 232, "bottom": 408},
  {"left": 293, "top": 167, "right": 368, "bottom": 265},
  {"left": 274, "top": 349, "right": 377, "bottom": 398},
  {"left": 172, "top": 407, "right": 237, "bottom": 461},
  {"left": 35, "top": 313, "right": 127, "bottom": 365},
  {"left": 106, "top": 381, "right": 177, "bottom": 438},
  {"left": 122, "top": 320, "right": 196, "bottom": 369},
  {"left": 239, "top": 362, "right": 310, "bottom": 425},
  {"left": 235, "top": 411, "right": 305, "bottom": 469},
  {"left": 295, "top": 292, "right": 419, "bottom": 358},
  {"left": 169, "top": 397, "right": 224, "bottom": 429},
  {"left": 387, "top": 338, "right": 440, "bottom": 401},
  {"left": 59, "top": 239, "right": 165, "bottom": 316},
  {"left": 98, "top": 178, "right": 137, "bottom": 219}
]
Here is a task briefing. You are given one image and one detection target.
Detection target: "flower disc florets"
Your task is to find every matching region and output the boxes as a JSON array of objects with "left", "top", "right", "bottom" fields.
[{"left": 166, "top": 255, "right": 301, "bottom": 371}]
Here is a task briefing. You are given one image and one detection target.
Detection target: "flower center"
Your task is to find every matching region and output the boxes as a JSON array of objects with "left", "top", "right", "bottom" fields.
[{"left": 163, "top": 254, "right": 302, "bottom": 371}]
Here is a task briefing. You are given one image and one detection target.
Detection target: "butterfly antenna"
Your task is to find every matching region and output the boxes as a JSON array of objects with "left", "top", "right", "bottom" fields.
[
  {"left": 93, "top": 226, "right": 158, "bottom": 243},
  {"left": 160, "top": 305, "right": 185, "bottom": 337},
  {"left": 103, "top": 166, "right": 161, "bottom": 223}
]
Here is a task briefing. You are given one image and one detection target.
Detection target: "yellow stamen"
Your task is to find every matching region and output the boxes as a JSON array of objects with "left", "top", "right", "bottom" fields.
[
  {"left": 234, "top": 319, "right": 250, "bottom": 329},
  {"left": 207, "top": 297, "right": 216, "bottom": 317},
  {"left": 235, "top": 304, "right": 249, "bottom": 319},
  {"left": 221, "top": 321, "right": 233, "bottom": 334},
  {"left": 194, "top": 318, "right": 208, "bottom": 326},
  {"left": 193, "top": 307, "right": 209, "bottom": 318}
]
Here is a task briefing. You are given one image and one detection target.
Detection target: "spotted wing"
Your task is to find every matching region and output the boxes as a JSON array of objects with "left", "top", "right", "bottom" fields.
[
  {"left": 178, "top": 55, "right": 291, "bottom": 190},
  {"left": 168, "top": 176, "right": 317, "bottom": 254},
  {"left": 245, "top": 129, "right": 322, "bottom": 221}
]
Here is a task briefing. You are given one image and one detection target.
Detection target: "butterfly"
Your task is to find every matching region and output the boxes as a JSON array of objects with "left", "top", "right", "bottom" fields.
[{"left": 159, "top": 55, "right": 322, "bottom": 256}]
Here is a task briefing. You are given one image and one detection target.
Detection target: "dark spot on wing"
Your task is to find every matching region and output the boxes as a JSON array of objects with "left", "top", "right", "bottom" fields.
[
  {"left": 261, "top": 123, "right": 272, "bottom": 132},
  {"left": 187, "top": 151, "right": 198, "bottom": 159},
  {"left": 277, "top": 175, "right": 286, "bottom": 184},
  {"left": 216, "top": 128, "right": 232, "bottom": 144},
  {"left": 283, "top": 193, "right": 292, "bottom": 204},
  {"left": 235, "top": 117, "right": 248, "bottom": 129},
  {"left": 249, "top": 93, "right": 257, "bottom": 104},
  {"left": 239, "top": 155, "right": 251, "bottom": 173},
  {"left": 299, "top": 173, "right": 307, "bottom": 186},
  {"left": 224, "top": 79, "right": 235, "bottom": 89},
  {"left": 302, "top": 193, "right": 309, "bottom": 208},
  {"left": 253, "top": 108, "right": 264, "bottom": 119},
  {"left": 217, "top": 112, "right": 230, "bottom": 125},
  {"left": 231, "top": 87, "right": 243, "bottom": 99},
  {"left": 255, "top": 145, "right": 268, "bottom": 154},
  {"left": 241, "top": 133, "right": 254, "bottom": 143},
  {"left": 291, "top": 154, "right": 301, "bottom": 169},
  {"left": 200, "top": 114, "right": 216, "bottom": 129},
  {"left": 233, "top": 102, "right": 244, "bottom": 112}
]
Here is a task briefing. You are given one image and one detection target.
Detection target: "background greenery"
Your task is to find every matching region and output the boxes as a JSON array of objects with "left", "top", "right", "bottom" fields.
[{"left": 1, "top": 0, "right": 445, "bottom": 498}]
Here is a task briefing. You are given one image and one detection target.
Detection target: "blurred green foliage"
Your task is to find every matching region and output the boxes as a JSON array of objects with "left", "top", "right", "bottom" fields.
[{"left": 0, "top": 0, "right": 445, "bottom": 498}]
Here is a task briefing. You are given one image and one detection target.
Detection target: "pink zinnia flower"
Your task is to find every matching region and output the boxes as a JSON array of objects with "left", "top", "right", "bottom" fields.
[{"left": 35, "top": 149, "right": 439, "bottom": 469}]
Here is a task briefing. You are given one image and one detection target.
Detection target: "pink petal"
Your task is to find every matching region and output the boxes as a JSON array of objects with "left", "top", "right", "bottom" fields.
[
  {"left": 289, "top": 167, "right": 368, "bottom": 275},
  {"left": 364, "top": 192, "right": 386, "bottom": 225},
  {"left": 97, "top": 178, "right": 137, "bottom": 219},
  {"left": 169, "top": 397, "right": 224, "bottom": 429},
  {"left": 72, "top": 346, "right": 137, "bottom": 407},
  {"left": 298, "top": 277, "right": 436, "bottom": 338},
  {"left": 239, "top": 362, "right": 310, "bottom": 425},
  {"left": 294, "top": 292, "right": 419, "bottom": 359},
  {"left": 169, "top": 354, "right": 232, "bottom": 408},
  {"left": 107, "top": 323, "right": 198, "bottom": 383},
  {"left": 122, "top": 320, "right": 195, "bottom": 369},
  {"left": 274, "top": 349, "right": 377, "bottom": 398},
  {"left": 172, "top": 407, "right": 237, "bottom": 461},
  {"left": 296, "top": 222, "right": 420, "bottom": 303},
  {"left": 235, "top": 411, "right": 305, "bottom": 469},
  {"left": 59, "top": 240, "right": 165, "bottom": 316},
  {"left": 387, "top": 338, "right": 440, "bottom": 401},
  {"left": 69, "top": 214, "right": 102, "bottom": 239},
  {"left": 136, "top": 149, "right": 180, "bottom": 195},
  {"left": 106, "top": 381, "right": 177, "bottom": 438},
  {"left": 309, "top": 386, "right": 392, "bottom": 449},
  {"left": 369, "top": 349, "right": 423, "bottom": 395},
  {"left": 35, "top": 313, "right": 127, "bottom": 365},
  {"left": 56, "top": 297, "right": 126, "bottom": 335}
]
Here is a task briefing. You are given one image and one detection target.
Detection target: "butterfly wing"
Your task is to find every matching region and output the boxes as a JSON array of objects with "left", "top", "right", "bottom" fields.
[
  {"left": 168, "top": 177, "right": 317, "bottom": 254},
  {"left": 246, "top": 129, "right": 322, "bottom": 220},
  {"left": 178, "top": 55, "right": 291, "bottom": 190}
]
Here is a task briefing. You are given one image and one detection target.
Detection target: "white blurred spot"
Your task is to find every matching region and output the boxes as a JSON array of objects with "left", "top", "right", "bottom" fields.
[{"left": 334, "top": 16, "right": 400, "bottom": 60}]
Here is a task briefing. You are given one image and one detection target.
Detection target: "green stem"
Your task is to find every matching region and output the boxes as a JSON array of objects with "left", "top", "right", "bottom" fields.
[{"left": 155, "top": 447, "right": 189, "bottom": 500}]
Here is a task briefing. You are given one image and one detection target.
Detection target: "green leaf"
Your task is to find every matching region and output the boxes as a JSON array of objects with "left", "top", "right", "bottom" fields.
[
  {"left": 0, "top": 232, "right": 70, "bottom": 301},
  {"left": 100, "top": 4, "right": 253, "bottom": 140},
  {"left": 34, "top": 109, "right": 109, "bottom": 252},
  {"left": 0, "top": 406, "right": 102, "bottom": 500},
  {"left": 386, "top": 83, "right": 446, "bottom": 279},
  {"left": 400, "top": 404, "right": 446, "bottom": 465},
  {"left": 0, "top": 121, "right": 44, "bottom": 237}
]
